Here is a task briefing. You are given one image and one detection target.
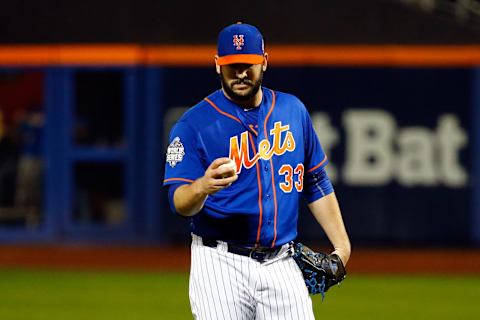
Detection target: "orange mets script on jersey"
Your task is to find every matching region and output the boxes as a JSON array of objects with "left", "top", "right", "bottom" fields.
[{"left": 229, "top": 121, "right": 296, "bottom": 173}]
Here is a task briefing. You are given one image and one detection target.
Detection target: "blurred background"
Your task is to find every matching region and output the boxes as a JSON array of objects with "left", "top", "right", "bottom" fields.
[{"left": 1, "top": 0, "right": 480, "bottom": 319}]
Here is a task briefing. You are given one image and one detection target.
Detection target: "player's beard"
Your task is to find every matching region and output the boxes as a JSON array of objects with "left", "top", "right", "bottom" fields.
[{"left": 220, "top": 71, "right": 263, "bottom": 102}]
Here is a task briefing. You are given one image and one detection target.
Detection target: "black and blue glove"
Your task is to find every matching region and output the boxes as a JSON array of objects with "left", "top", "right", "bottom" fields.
[{"left": 292, "top": 242, "right": 346, "bottom": 300}]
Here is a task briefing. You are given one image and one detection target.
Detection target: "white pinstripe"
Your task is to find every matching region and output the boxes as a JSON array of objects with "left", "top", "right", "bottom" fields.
[{"left": 190, "top": 234, "right": 315, "bottom": 320}]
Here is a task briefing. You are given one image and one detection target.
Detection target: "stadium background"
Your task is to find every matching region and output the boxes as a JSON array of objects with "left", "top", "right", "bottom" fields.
[{"left": 1, "top": 0, "right": 480, "bottom": 319}]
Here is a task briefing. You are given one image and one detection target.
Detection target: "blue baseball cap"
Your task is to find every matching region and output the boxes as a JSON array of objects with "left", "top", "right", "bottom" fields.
[{"left": 217, "top": 22, "right": 265, "bottom": 66}]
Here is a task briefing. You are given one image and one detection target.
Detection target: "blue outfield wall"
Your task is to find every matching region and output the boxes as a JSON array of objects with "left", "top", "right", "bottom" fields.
[{"left": 0, "top": 66, "right": 477, "bottom": 246}]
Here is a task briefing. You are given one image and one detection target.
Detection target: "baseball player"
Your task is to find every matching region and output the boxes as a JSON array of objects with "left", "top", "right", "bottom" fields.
[{"left": 163, "top": 22, "right": 351, "bottom": 320}]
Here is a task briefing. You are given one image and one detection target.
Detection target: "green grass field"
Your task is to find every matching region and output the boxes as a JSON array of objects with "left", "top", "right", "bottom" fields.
[{"left": 0, "top": 269, "right": 479, "bottom": 319}]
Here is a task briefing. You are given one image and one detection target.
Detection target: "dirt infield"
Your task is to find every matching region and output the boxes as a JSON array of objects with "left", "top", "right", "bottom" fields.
[{"left": 0, "top": 245, "right": 479, "bottom": 274}]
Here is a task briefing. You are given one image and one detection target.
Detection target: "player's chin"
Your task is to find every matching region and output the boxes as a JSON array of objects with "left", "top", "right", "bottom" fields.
[{"left": 231, "top": 89, "right": 255, "bottom": 100}]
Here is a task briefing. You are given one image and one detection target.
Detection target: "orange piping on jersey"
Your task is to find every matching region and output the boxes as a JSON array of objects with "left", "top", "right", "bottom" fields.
[
  {"left": 269, "top": 155, "right": 279, "bottom": 248},
  {"left": 204, "top": 97, "right": 242, "bottom": 124},
  {"left": 263, "top": 89, "right": 279, "bottom": 248},
  {"left": 248, "top": 132, "right": 263, "bottom": 246},
  {"left": 307, "top": 155, "right": 328, "bottom": 173},
  {"left": 249, "top": 124, "right": 258, "bottom": 136},
  {"left": 163, "top": 178, "right": 195, "bottom": 183}
]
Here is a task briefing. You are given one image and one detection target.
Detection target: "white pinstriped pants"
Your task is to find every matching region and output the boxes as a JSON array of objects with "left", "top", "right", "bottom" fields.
[{"left": 189, "top": 234, "right": 315, "bottom": 320}]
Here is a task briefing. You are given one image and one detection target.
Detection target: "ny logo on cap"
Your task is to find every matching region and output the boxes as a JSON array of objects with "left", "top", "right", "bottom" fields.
[{"left": 233, "top": 34, "right": 245, "bottom": 50}]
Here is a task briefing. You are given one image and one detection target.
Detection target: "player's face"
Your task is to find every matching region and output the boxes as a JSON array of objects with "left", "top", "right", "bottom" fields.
[{"left": 219, "top": 63, "right": 264, "bottom": 102}]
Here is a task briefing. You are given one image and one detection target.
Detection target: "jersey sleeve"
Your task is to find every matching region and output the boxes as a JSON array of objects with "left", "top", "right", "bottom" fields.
[
  {"left": 166, "top": 183, "right": 185, "bottom": 215},
  {"left": 303, "top": 166, "right": 334, "bottom": 203},
  {"left": 303, "top": 105, "right": 328, "bottom": 174},
  {"left": 163, "top": 121, "right": 206, "bottom": 187}
]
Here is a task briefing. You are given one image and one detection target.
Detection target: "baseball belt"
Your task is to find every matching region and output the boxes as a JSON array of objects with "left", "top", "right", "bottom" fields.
[{"left": 201, "top": 238, "right": 283, "bottom": 263}]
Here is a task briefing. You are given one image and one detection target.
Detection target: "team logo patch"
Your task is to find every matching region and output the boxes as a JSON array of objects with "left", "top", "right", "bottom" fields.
[
  {"left": 233, "top": 34, "right": 245, "bottom": 50},
  {"left": 166, "top": 137, "right": 185, "bottom": 167}
]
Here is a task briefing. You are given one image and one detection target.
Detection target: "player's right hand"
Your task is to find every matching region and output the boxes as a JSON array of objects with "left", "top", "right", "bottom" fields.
[{"left": 198, "top": 157, "right": 238, "bottom": 195}]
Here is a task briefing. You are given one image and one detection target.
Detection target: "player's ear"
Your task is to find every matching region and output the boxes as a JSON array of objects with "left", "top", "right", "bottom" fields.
[
  {"left": 262, "top": 53, "right": 268, "bottom": 72},
  {"left": 214, "top": 55, "right": 221, "bottom": 74}
]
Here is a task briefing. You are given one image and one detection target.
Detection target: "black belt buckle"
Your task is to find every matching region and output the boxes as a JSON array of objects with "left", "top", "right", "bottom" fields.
[
  {"left": 249, "top": 247, "right": 280, "bottom": 262},
  {"left": 249, "top": 250, "right": 268, "bottom": 262}
]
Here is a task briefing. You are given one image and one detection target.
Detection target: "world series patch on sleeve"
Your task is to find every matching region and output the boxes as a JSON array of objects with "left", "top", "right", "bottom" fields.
[{"left": 292, "top": 242, "right": 346, "bottom": 300}]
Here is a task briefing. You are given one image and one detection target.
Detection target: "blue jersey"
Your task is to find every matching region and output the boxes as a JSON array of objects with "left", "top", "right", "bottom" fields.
[{"left": 163, "top": 88, "right": 328, "bottom": 248}]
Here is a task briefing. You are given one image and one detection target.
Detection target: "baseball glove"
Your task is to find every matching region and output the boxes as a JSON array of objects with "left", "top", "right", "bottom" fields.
[{"left": 292, "top": 242, "right": 346, "bottom": 299}]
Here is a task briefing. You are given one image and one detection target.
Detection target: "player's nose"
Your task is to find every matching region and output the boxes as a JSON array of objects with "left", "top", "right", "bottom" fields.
[{"left": 236, "top": 69, "right": 248, "bottom": 79}]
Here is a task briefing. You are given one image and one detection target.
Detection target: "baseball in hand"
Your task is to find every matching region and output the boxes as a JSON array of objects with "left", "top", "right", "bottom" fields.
[{"left": 218, "top": 160, "right": 237, "bottom": 178}]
